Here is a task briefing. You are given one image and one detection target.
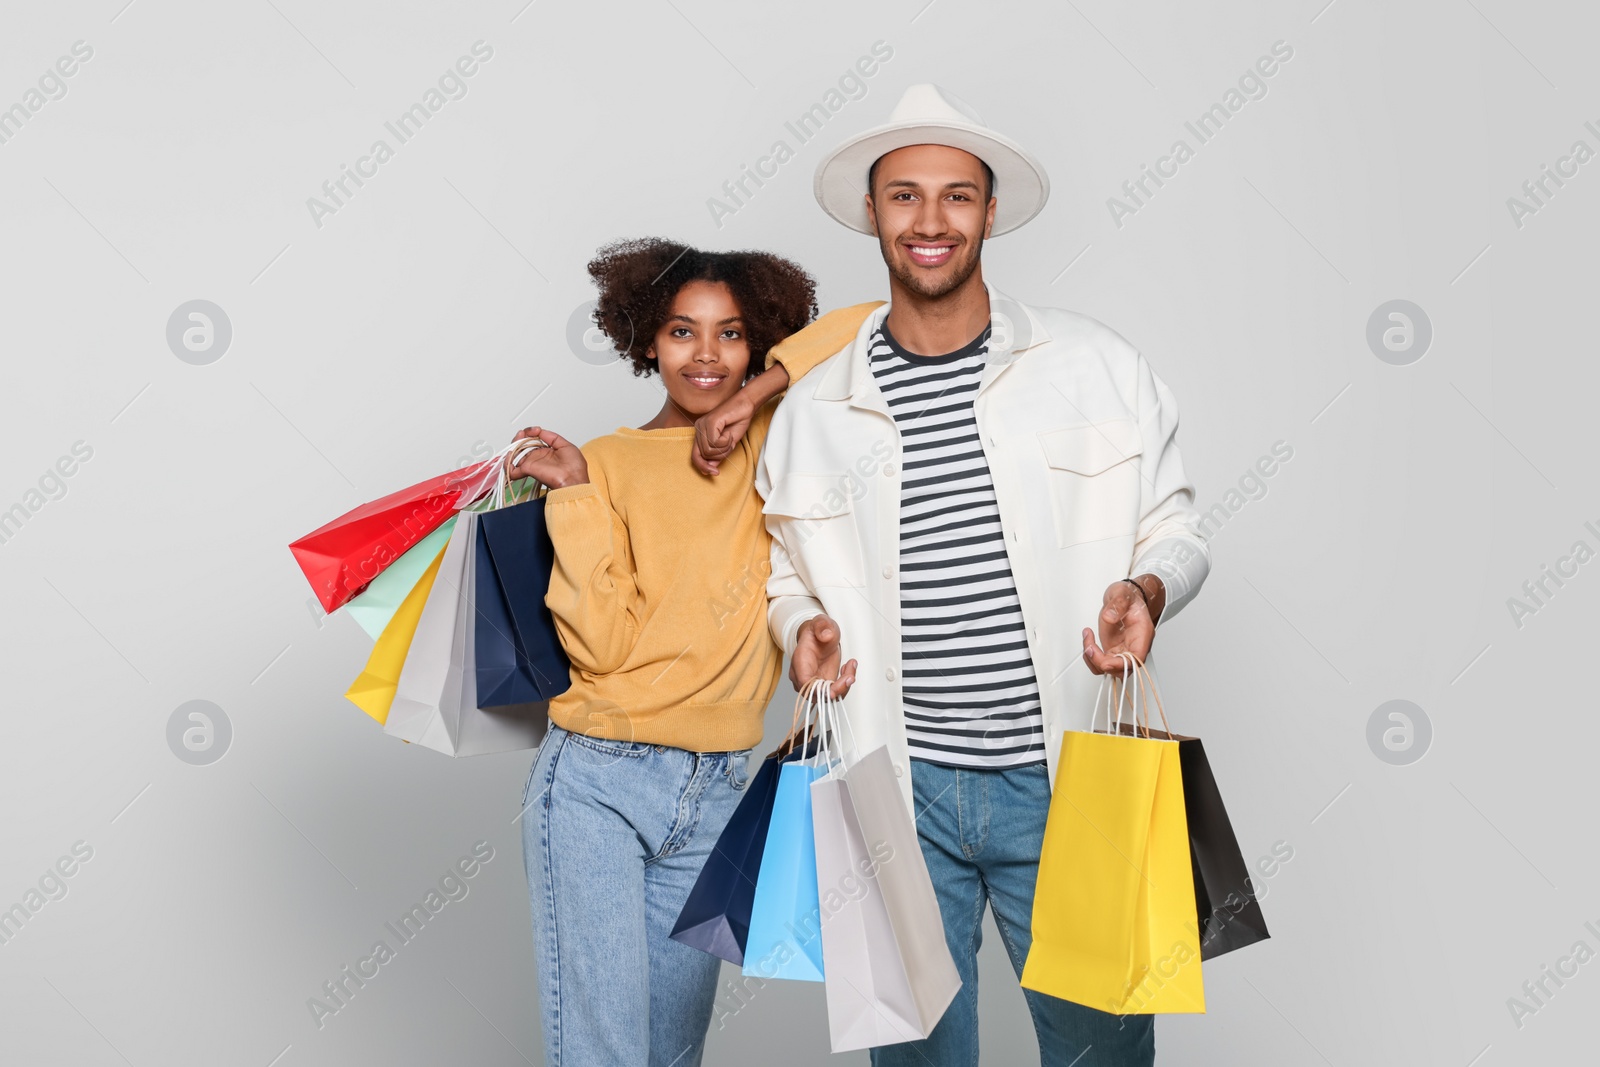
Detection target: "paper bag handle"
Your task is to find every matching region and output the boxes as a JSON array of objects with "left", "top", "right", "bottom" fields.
[
  {"left": 1133, "top": 660, "right": 1173, "bottom": 737},
  {"left": 1115, "top": 654, "right": 1174, "bottom": 738},
  {"left": 1094, "top": 652, "right": 1174, "bottom": 739},
  {"left": 772, "top": 677, "right": 828, "bottom": 761},
  {"left": 811, "top": 679, "right": 857, "bottom": 778},
  {"left": 1091, "top": 653, "right": 1138, "bottom": 734}
]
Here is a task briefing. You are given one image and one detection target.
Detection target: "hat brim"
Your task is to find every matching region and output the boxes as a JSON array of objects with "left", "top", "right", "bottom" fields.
[{"left": 814, "top": 121, "right": 1050, "bottom": 237}]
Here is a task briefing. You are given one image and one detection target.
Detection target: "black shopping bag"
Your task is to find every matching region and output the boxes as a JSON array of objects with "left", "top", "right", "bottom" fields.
[{"left": 1114, "top": 722, "right": 1271, "bottom": 959}]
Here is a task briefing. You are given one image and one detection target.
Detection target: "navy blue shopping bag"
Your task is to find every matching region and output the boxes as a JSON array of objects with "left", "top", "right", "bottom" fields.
[
  {"left": 473, "top": 498, "right": 571, "bottom": 708},
  {"left": 671, "top": 736, "right": 817, "bottom": 965}
]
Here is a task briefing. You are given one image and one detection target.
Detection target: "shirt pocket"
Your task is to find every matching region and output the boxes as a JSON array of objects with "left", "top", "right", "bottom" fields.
[
  {"left": 761, "top": 471, "right": 867, "bottom": 588},
  {"left": 1037, "top": 419, "right": 1145, "bottom": 549}
]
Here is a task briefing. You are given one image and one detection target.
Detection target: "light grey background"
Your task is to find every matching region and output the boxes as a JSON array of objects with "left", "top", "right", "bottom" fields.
[{"left": 1, "top": 0, "right": 1594, "bottom": 1063}]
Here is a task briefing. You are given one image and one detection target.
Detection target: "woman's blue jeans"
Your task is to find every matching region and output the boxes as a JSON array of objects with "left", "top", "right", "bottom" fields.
[{"left": 521, "top": 723, "right": 755, "bottom": 1067}]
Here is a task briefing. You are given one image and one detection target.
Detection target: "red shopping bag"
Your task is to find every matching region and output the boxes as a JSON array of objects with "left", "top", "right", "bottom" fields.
[{"left": 290, "top": 462, "right": 497, "bottom": 613}]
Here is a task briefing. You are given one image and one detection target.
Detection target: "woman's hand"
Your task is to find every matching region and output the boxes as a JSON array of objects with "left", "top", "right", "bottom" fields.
[{"left": 508, "top": 427, "right": 589, "bottom": 489}]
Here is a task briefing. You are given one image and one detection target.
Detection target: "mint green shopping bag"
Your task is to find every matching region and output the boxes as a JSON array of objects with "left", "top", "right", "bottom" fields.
[{"left": 344, "top": 517, "right": 458, "bottom": 638}]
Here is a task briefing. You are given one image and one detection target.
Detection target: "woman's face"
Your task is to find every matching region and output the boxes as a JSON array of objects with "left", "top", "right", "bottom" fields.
[{"left": 647, "top": 280, "right": 751, "bottom": 418}]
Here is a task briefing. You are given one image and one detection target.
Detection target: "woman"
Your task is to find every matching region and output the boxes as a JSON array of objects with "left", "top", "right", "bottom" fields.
[{"left": 507, "top": 238, "right": 871, "bottom": 1067}]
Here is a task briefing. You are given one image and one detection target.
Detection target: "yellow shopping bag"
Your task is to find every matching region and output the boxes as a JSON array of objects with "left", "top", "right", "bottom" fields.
[
  {"left": 344, "top": 543, "right": 448, "bottom": 724},
  {"left": 1021, "top": 663, "right": 1205, "bottom": 1015}
]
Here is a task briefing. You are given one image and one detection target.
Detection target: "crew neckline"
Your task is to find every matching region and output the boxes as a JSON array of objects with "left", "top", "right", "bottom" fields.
[
  {"left": 879, "top": 319, "right": 992, "bottom": 366},
  {"left": 616, "top": 425, "right": 696, "bottom": 437}
]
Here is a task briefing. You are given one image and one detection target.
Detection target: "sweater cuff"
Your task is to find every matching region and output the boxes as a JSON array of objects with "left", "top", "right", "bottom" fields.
[{"left": 544, "top": 482, "right": 601, "bottom": 504}]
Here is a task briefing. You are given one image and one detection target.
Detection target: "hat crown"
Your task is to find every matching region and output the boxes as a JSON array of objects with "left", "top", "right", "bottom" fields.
[
  {"left": 887, "top": 83, "right": 986, "bottom": 129},
  {"left": 813, "top": 83, "right": 1050, "bottom": 237}
]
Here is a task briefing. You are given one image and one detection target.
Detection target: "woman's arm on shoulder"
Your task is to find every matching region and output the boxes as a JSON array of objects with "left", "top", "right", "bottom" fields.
[{"left": 764, "top": 301, "right": 884, "bottom": 380}]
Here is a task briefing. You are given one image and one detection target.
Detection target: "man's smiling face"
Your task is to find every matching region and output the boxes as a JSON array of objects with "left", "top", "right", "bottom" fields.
[{"left": 865, "top": 143, "right": 996, "bottom": 300}]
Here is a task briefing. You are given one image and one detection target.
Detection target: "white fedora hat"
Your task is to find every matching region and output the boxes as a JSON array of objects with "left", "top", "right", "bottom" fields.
[{"left": 813, "top": 83, "right": 1049, "bottom": 237}]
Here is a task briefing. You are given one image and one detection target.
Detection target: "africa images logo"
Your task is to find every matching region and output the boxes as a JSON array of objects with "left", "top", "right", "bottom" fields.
[
  {"left": 705, "top": 40, "right": 894, "bottom": 229},
  {"left": 305, "top": 42, "right": 495, "bottom": 229},
  {"left": 306, "top": 841, "right": 495, "bottom": 1029}
]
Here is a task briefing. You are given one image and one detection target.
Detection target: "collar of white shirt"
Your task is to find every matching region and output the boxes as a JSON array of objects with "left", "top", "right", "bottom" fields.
[{"left": 812, "top": 284, "right": 1053, "bottom": 405}]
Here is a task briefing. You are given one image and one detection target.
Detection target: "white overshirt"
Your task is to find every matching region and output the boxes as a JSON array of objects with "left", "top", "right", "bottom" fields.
[{"left": 755, "top": 287, "right": 1212, "bottom": 820}]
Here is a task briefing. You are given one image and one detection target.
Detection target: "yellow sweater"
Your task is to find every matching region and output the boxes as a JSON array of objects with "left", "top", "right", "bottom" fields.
[{"left": 543, "top": 302, "right": 883, "bottom": 751}]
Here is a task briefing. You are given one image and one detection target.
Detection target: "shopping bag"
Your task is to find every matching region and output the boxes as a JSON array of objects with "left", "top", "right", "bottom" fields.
[
  {"left": 448, "top": 519, "right": 548, "bottom": 755},
  {"left": 670, "top": 742, "right": 807, "bottom": 964},
  {"left": 476, "top": 492, "right": 571, "bottom": 705},
  {"left": 384, "top": 511, "right": 547, "bottom": 757},
  {"left": 808, "top": 684, "right": 961, "bottom": 1052},
  {"left": 1115, "top": 665, "right": 1270, "bottom": 960},
  {"left": 344, "top": 517, "right": 458, "bottom": 639},
  {"left": 383, "top": 513, "right": 475, "bottom": 744},
  {"left": 1021, "top": 656, "right": 1205, "bottom": 1015},
  {"left": 471, "top": 517, "right": 540, "bottom": 708},
  {"left": 1180, "top": 738, "right": 1271, "bottom": 959},
  {"left": 345, "top": 540, "right": 449, "bottom": 723},
  {"left": 744, "top": 690, "right": 829, "bottom": 983},
  {"left": 290, "top": 461, "right": 497, "bottom": 613}
]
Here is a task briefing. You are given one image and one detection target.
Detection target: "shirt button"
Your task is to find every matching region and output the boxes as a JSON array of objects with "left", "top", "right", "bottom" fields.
[
  {"left": 885, "top": 667, "right": 897, "bottom": 681},
  {"left": 894, "top": 763, "right": 904, "bottom": 778},
  {"left": 882, "top": 566, "right": 895, "bottom": 579},
  {"left": 883, "top": 463, "right": 898, "bottom": 477},
  {"left": 987, "top": 436, "right": 997, "bottom": 447},
  {"left": 1010, "top": 529, "right": 1020, "bottom": 542}
]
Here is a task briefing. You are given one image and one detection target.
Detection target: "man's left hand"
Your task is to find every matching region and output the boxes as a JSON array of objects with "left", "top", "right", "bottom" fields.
[{"left": 1082, "top": 575, "right": 1164, "bottom": 675}]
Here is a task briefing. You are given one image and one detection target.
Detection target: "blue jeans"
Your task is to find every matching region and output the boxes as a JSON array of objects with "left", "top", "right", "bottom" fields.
[
  {"left": 871, "top": 760, "right": 1156, "bottom": 1067},
  {"left": 521, "top": 723, "right": 755, "bottom": 1067}
]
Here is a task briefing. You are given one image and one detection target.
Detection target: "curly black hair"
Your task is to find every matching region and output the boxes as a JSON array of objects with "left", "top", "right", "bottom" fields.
[{"left": 586, "top": 238, "right": 818, "bottom": 378}]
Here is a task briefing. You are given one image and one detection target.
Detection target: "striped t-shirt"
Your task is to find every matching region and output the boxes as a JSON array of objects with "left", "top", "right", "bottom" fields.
[{"left": 868, "top": 322, "right": 1046, "bottom": 769}]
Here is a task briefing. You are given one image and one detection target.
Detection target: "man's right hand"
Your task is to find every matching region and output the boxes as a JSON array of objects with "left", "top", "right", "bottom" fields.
[
  {"left": 692, "top": 391, "right": 758, "bottom": 476},
  {"left": 791, "top": 614, "right": 857, "bottom": 699}
]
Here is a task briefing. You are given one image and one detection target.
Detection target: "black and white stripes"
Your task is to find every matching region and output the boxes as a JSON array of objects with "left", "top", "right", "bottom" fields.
[{"left": 869, "top": 323, "right": 1046, "bottom": 769}]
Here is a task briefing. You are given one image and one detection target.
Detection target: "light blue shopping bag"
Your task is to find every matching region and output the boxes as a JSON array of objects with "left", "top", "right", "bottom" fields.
[
  {"left": 344, "top": 517, "right": 458, "bottom": 638},
  {"left": 742, "top": 759, "right": 827, "bottom": 982}
]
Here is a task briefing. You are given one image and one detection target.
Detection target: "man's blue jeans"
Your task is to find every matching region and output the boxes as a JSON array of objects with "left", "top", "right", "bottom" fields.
[
  {"left": 520, "top": 723, "right": 755, "bottom": 1067},
  {"left": 870, "top": 759, "right": 1156, "bottom": 1067}
]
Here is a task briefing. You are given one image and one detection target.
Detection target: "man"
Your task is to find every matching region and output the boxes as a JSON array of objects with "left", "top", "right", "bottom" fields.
[{"left": 707, "top": 84, "right": 1210, "bottom": 1065}]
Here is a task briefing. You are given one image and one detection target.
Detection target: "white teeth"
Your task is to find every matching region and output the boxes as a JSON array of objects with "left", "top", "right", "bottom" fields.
[{"left": 911, "top": 246, "right": 950, "bottom": 256}]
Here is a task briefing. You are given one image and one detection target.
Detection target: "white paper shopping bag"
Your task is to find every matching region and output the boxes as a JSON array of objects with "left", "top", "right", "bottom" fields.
[
  {"left": 807, "top": 683, "right": 960, "bottom": 1052},
  {"left": 384, "top": 513, "right": 475, "bottom": 746},
  {"left": 842, "top": 746, "right": 960, "bottom": 1038}
]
